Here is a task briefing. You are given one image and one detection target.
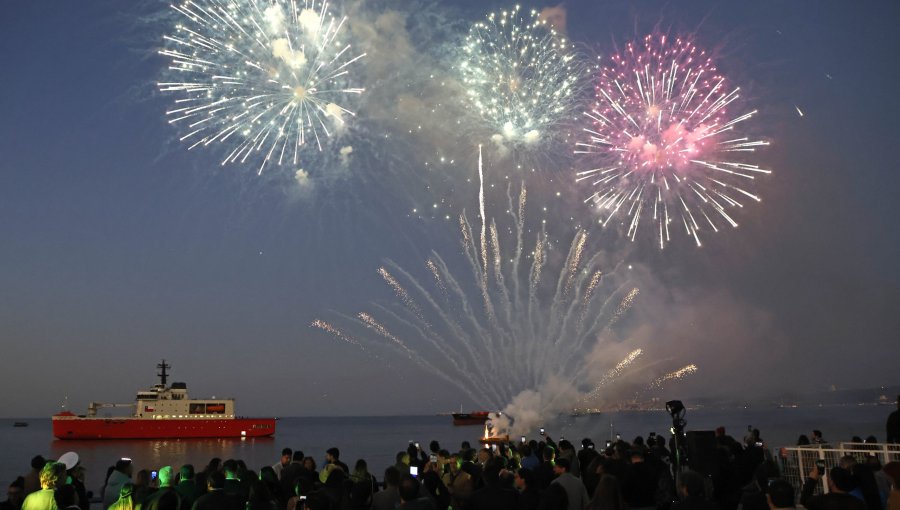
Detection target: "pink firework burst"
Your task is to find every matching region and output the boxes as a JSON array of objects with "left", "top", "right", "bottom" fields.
[{"left": 575, "top": 34, "right": 771, "bottom": 249}]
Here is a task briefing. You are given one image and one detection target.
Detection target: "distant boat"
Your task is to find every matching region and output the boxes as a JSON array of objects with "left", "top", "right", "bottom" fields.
[
  {"left": 13, "top": 422, "right": 28, "bottom": 427},
  {"left": 452, "top": 411, "right": 491, "bottom": 426}
]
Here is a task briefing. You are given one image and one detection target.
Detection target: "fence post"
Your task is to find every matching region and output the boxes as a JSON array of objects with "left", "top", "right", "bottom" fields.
[{"left": 819, "top": 448, "right": 829, "bottom": 495}]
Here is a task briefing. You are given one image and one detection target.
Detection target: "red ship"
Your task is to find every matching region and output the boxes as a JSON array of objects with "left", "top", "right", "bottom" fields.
[
  {"left": 52, "top": 360, "right": 276, "bottom": 440},
  {"left": 451, "top": 411, "right": 492, "bottom": 426}
]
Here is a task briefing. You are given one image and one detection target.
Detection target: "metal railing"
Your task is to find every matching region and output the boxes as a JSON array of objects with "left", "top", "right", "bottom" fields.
[{"left": 778, "top": 443, "right": 900, "bottom": 496}]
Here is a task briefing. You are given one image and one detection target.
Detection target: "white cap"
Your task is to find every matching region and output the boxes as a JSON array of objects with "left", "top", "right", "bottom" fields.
[{"left": 58, "top": 451, "right": 79, "bottom": 470}]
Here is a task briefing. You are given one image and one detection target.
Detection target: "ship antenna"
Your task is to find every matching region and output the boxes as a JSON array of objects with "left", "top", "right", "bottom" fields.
[{"left": 157, "top": 359, "right": 170, "bottom": 387}]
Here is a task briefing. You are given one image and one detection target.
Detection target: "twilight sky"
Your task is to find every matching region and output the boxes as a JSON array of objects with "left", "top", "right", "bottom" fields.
[{"left": 1, "top": 0, "right": 898, "bottom": 418}]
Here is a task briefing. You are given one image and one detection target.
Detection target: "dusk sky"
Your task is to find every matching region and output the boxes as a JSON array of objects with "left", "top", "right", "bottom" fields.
[{"left": 1, "top": 0, "right": 898, "bottom": 418}]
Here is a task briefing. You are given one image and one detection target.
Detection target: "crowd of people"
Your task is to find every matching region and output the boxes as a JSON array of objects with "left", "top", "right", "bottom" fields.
[{"left": 3, "top": 397, "right": 900, "bottom": 510}]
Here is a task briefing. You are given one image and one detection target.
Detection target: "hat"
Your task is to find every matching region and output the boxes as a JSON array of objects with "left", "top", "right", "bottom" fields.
[{"left": 58, "top": 452, "right": 80, "bottom": 470}]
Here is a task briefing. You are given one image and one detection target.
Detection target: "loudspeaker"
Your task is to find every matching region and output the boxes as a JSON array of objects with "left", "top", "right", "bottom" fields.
[{"left": 685, "top": 430, "right": 718, "bottom": 476}]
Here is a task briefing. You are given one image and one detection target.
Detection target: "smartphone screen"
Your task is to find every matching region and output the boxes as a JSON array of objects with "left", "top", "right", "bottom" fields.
[
  {"left": 151, "top": 471, "right": 158, "bottom": 481},
  {"left": 539, "top": 428, "right": 545, "bottom": 435},
  {"left": 430, "top": 454, "right": 438, "bottom": 463},
  {"left": 520, "top": 436, "right": 526, "bottom": 444},
  {"left": 410, "top": 466, "right": 418, "bottom": 477}
]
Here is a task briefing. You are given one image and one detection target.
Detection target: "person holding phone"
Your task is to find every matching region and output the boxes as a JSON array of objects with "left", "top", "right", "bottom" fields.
[
  {"left": 800, "top": 465, "right": 866, "bottom": 510},
  {"left": 140, "top": 466, "right": 182, "bottom": 510}
]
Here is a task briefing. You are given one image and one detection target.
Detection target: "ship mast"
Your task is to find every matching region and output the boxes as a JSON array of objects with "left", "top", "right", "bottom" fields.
[{"left": 157, "top": 359, "right": 171, "bottom": 387}]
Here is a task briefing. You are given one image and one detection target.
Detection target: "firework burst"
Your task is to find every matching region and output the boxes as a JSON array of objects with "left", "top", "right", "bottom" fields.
[
  {"left": 576, "top": 34, "right": 770, "bottom": 248},
  {"left": 158, "top": 0, "right": 365, "bottom": 175},
  {"left": 459, "top": 5, "right": 585, "bottom": 151},
  {"left": 313, "top": 150, "right": 646, "bottom": 409}
]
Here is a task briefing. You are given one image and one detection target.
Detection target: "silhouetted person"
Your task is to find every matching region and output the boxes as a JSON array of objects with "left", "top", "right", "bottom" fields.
[
  {"left": 373, "top": 467, "right": 402, "bottom": 510},
  {"left": 273, "top": 449, "right": 293, "bottom": 479},
  {"left": 587, "top": 475, "right": 626, "bottom": 510},
  {"left": 534, "top": 447, "right": 556, "bottom": 494},
  {"left": 538, "top": 482, "right": 568, "bottom": 510},
  {"left": 191, "top": 471, "right": 239, "bottom": 510},
  {"left": 801, "top": 466, "right": 866, "bottom": 510},
  {"left": 887, "top": 396, "right": 900, "bottom": 444},
  {"left": 104, "top": 458, "right": 134, "bottom": 508},
  {"left": 398, "top": 475, "right": 436, "bottom": 510},
  {"left": 1, "top": 477, "right": 25, "bottom": 510},
  {"left": 550, "top": 459, "right": 588, "bottom": 510},
  {"left": 326, "top": 448, "right": 350, "bottom": 475},
  {"left": 671, "top": 471, "right": 719, "bottom": 510},
  {"left": 245, "top": 480, "right": 276, "bottom": 510},
  {"left": 55, "top": 484, "right": 80, "bottom": 510},
  {"left": 766, "top": 480, "right": 795, "bottom": 510},
  {"left": 175, "top": 465, "right": 201, "bottom": 510},
  {"left": 622, "top": 450, "right": 657, "bottom": 510},
  {"left": 471, "top": 461, "right": 519, "bottom": 510},
  {"left": 515, "top": 469, "right": 540, "bottom": 510},
  {"left": 139, "top": 466, "right": 180, "bottom": 510},
  {"left": 281, "top": 451, "right": 308, "bottom": 499},
  {"left": 23, "top": 456, "right": 45, "bottom": 496}
]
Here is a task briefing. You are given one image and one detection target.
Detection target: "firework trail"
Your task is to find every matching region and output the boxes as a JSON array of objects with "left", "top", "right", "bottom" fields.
[
  {"left": 581, "top": 348, "right": 644, "bottom": 402},
  {"left": 459, "top": 5, "right": 585, "bottom": 151},
  {"left": 608, "top": 287, "right": 640, "bottom": 327},
  {"left": 314, "top": 179, "right": 642, "bottom": 408},
  {"left": 649, "top": 364, "right": 698, "bottom": 388},
  {"left": 311, "top": 319, "right": 363, "bottom": 348},
  {"left": 158, "top": 0, "right": 365, "bottom": 175},
  {"left": 575, "top": 34, "right": 770, "bottom": 248},
  {"left": 425, "top": 258, "right": 446, "bottom": 294}
]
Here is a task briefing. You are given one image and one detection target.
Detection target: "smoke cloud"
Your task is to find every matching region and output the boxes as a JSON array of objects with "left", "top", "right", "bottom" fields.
[{"left": 538, "top": 4, "right": 567, "bottom": 34}]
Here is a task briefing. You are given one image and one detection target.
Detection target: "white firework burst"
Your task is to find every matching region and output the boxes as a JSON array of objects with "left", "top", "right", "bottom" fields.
[
  {"left": 158, "top": 0, "right": 365, "bottom": 175},
  {"left": 459, "top": 5, "right": 585, "bottom": 151}
]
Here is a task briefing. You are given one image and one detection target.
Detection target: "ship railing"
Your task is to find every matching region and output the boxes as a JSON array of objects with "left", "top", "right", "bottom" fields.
[{"left": 777, "top": 443, "right": 900, "bottom": 498}]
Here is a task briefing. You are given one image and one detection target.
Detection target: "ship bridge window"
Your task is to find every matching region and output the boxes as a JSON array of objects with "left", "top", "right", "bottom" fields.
[
  {"left": 207, "top": 403, "right": 226, "bottom": 414},
  {"left": 189, "top": 403, "right": 206, "bottom": 414}
]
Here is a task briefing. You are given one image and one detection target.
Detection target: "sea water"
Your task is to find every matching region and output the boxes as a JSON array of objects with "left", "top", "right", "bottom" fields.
[{"left": 0, "top": 405, "right": 889, "bottom": 494}]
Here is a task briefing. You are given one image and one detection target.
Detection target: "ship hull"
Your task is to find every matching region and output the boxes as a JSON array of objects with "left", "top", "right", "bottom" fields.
[
  {"left": 452, "top": 412, "right": 491, "bottom": 426},
  {"left": 52, "top": 416, "right": 276, "bottom": 440}
]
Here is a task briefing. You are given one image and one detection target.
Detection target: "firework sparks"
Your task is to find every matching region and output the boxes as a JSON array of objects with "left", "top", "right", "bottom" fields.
[
  {"left": 315, "top": 177, "right": 641, "bottom": 408},
  {"left": 608, "top": 287, "right": 639, "bottom": 327},
  {"left": 311, "top": 319, "right": 362, "bottom": 348},
  {"left": 459, "top": 5, "right": 584, "bottom": 150},
  {"left": 650, "top": 364, "right": 698, "bottom": 388},
  {"left": 158, "top": 0, "right": 365, "bottom": 175},
  {"left": 581, "top": 348, "right": 644, "bottom": 401},
  {"left": 575, "top": 34, "right": 770, "bottom": 248},
  {"left": 426, "top": 258, "right": 446, "bottom": 294}
]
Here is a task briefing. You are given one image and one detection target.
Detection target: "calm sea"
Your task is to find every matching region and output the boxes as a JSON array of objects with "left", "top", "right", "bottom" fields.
[{"left": 0, "top": 406, "right": 889, "bottom": 494}]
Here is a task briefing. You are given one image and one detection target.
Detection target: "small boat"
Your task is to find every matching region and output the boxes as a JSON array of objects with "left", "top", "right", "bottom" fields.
[{"left": 13, "top": 422, "right": 28, "bottom": 427}]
